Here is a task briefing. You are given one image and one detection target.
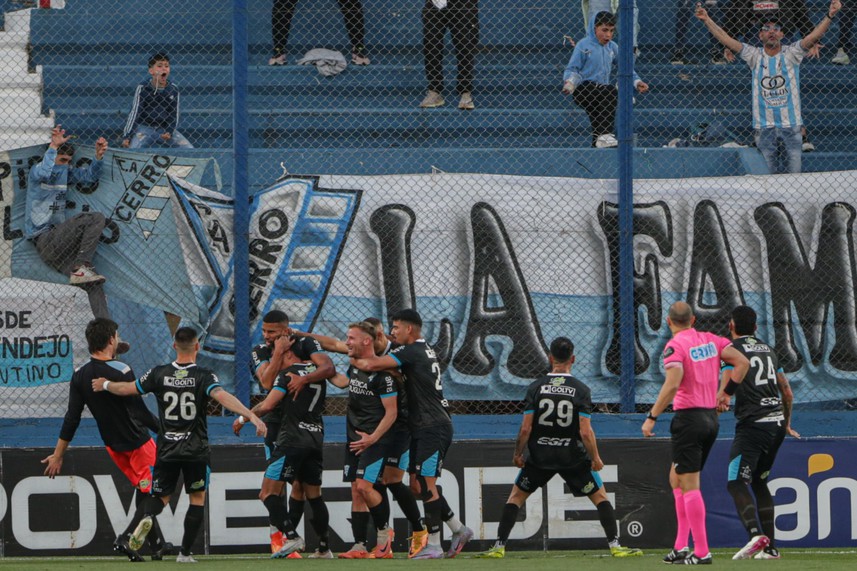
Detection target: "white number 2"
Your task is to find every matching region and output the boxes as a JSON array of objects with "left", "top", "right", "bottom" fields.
[
  {"left": 750, "top": 355, "right": 776, "bottom": 387},
  {"left": 537, "top": 399, "right": 573, "bottom": 427}
]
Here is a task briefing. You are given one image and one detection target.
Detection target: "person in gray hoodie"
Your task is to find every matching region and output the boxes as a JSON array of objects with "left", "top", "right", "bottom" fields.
[{"left": 562, "top": 11, "right": 649, "bottom": 148}]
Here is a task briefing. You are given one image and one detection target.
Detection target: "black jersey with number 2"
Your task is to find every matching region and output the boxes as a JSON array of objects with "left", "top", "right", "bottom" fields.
[
  {"left": 523, "top": 373, "right": 592, "bottom": 469},
  {"left": 725, "top": 336, "right": 785, "bottom": 425},
  {"left": 389, "top": 339, "right": 451, "bottom": 430},
  {"left": 272, "top": 362, "right": 326, "bottom": 450},
  {"left": 136, "top": 362, "right": 221, "bottom": 462}
]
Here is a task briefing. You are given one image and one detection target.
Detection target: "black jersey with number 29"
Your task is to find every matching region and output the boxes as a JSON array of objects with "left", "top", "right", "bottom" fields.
[
  {"left": 136, "top": 362, "right": 221, "bottom": 462},
  {"left": 389, "top": 339, "right": 451, "bottom": 430},
  {"left": 523, "top": 373, "right": 592, "bottom": 469}
]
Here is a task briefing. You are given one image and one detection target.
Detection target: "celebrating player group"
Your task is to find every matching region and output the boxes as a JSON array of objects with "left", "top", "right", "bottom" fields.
[{"left": 44, "top": 300, "right": 797, "bottom": 562}]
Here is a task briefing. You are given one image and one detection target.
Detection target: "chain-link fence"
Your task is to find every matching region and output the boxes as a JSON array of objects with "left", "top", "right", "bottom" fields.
[{"left": 1, "top": 0, "right": 856, "bottom": 419}]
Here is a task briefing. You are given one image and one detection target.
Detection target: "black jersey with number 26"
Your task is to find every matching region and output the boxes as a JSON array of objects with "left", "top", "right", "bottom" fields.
[
  {"left": 136, "top": 362, "right": 221, "bottom": 462},
  {"left": 726, "top": 336, "right": 785, "bottom": 425},
  {"left": 389, "top": 339, "right": 451, "bottom": 430},
  {"left": 523, "top": 373, "right": 592, "bottom": 469}
]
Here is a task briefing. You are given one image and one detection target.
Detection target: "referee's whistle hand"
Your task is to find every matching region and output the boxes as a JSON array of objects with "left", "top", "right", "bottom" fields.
[{"left": 641, "top": 418, "right": 656, "bottom": 437}]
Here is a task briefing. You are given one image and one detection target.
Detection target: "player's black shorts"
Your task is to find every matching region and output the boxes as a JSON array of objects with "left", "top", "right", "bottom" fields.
[
  {"left": 343, "top": 438, "right": 389, "bottom": 484},
  {"left": 269, "top": 445, "right": 323, "bottom": 485},
  {"left": 152, "top": 459, "right": 210, "bottom": 496},
  {"left": 409, "top": 422, "right": 453, "bottom": 478},
  {"left": 670, "top": 408, "right": 719, "bottom": 474},
  {"left": 728, "top": 422, "right": 786, "bottom": 483},
  {"left": 385, "top": 426, "right": 410, "bottom": 471},
  {"left": 515, "top": 458, "right": 603, "bottom": 496}
]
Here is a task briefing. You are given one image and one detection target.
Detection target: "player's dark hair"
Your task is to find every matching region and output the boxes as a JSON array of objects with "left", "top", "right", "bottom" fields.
[
  {"left": 391, "top": 308, "right": 422, "bottom": 328},
  {"left": 731, "top": 305, "right": 757, "bottom": 336},
  {"left": 348, "top": 321, "right": 376, "bottom": 337},
  {"left": 549, "top": 337, "right": 575, "bottom": 363},
  {"left": 263, "top": 310, "right": 289, "bottom": 324},
  {"left": 363, "top": 316, "right": 383, "bottom": 336},
  {"left": 56, "top": 142, "right": 75, "bottom": 157},
  {"left": 85, "top": 318, "right": 118, "bottom": 353},
  {"left": 174, "top": 326, "right": 198, "bottom": 351},
  {"left": 148, "top": 52, "right": 170, "bottom": 67},
  {"left": 594, "top": 11, "right": 616, "bottom": 28}
]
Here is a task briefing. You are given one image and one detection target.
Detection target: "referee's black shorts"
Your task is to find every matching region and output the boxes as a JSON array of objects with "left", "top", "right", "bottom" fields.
[{"left": 670, "top": 408, "right": 719, "bottom": 474}]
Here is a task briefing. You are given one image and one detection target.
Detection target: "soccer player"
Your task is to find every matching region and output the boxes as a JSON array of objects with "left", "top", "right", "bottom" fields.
[
  {"left": 247, "top": 358, "right": 332, "bottom": 558},
  {"left": 299, "top": 317, "right": 426, "bottom": 556},
  {"left": 350, "top": 308, "right": 473, "bottom": 559},
  {"left": 642, "top": 301, "right": 750, "bottom": 565},
  {"left": 92, "top": 327, "right": 266, "bottom": 564},
  {"left": 41, "top": 318, "right": 171, "bottom": 562},
  {"left": 328, "top": 322, "right": 399, "bottom": 558},
  {"left": 718, "top": 305, "right": 799, "bottom": 560},
  {"left": 476, "top": 337, "right": 643, "bottom": 559},
  {"left": 236, "top": 309, "right": 334, "bottom": 553}
]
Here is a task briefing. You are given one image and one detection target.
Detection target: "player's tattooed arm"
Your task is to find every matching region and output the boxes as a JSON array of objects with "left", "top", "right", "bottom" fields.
[
  {"left": 777, "top": 372, "right": 800, "bottom": 438},
  {"left": 513, "top": 413, "right": 533, "bottom": 468},
  {"left": 579, "top": 416, "right": 604, "bottom": 471}
]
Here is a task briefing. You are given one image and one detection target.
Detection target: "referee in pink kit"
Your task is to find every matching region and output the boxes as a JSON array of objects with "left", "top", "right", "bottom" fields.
[{"left": 642, "top": 301, "right": 749, "bottom": 565}]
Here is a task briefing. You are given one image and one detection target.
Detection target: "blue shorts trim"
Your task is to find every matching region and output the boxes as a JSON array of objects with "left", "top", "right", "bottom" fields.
[
  {"left": 266, "top": 455, "right": 285, "bottom": 480},
  {"left": 421, "top": 451, "right": 440, "bottom": 477},
  {"left": 363, "top": 457, "right": 386, "bottom": 484},
  {"left": 728, "top": 454, "right": 742, "bottom": 481}
]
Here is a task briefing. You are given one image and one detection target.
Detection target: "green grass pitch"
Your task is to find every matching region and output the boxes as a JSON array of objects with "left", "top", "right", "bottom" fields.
[{"left": 2, "top": 549, "right": 856, "bottom": 570}]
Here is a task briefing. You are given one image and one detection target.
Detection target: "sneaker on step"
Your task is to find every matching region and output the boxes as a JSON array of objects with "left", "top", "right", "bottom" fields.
[
  {"left": 733, "top": 534, "right": 770, "bottom": 560},
  {"left": 113, "top": 536, "right": 145, "bottom": 562},
  {"left": 128, "top": 516, "right": 153, "bottom": 551},
  {"left": 664, "top": 547, "right": 691, "bottom": 563},
  {"left": 802, "top": 138, "right": 816, "bottom": 152},
  {"left": 475, "top": 545, "right": 505, "bottom": 559},
  {"left": 446, "top": 525, "right": 473, "bottom": 558},
  {"left": 832, "top": 48, "right": 850, "bottom": 65},
  {"left": 176, "top": 551, "right": 198, "bottom": 563},
  {"left": 269, "top": 53, "right": 287, "bottom": 66},
  {"left": 754, "top": 546, "right": 781, "bottom": 559},
  {"left": 458, "top": 92, "right": 475, "bottom": 110},
  {"left": 338, "top": 542, "right": 371, "bottom": 559},
  {"left": 371, "top": 528, "right": 394, "bottom": 559},
  {"left": 70, "top": 264, "right": 106, "bottom": 285},
  {"left": 611, "top": 545, "right": 644, "bottom": 557},
  {"left": 596, "top": 133, "right": 619, "bottom": 148},
  {"left": 411, "top": 543, "right": 444, "bottom": 559},
  {"left": 408, "top": 529, "right": 428, "bottom": 558},
  {"left": 419, "top": 90, "right": 445, "bottom": 108},
  {"left": 307, "top": 549, "right": 334, "bottom": 559},
  {"left": 677, "top": 553, "right": 712, "bottom": 565},
  {"left": 272, "top": 535, "right": 305, "bottom": 559},
  {"left": 270, "top": 531, "right": 284, "bottom": 554}
]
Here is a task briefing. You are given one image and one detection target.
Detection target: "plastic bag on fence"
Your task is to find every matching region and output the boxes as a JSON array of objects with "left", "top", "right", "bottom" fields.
[
  {"left": 665, "top": 116, "right": 748, "bottom": 148},
  {"left": 296, "top": 49, "right": 347, "bottom": 77}
]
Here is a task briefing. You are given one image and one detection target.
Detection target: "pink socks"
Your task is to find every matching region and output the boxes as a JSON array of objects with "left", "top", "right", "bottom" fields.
[
  {"left": 684, "top": 489, "right": 709, "bottom": 557},
  {"left": 672, "top": 488, "right": 690, "bottom": 550}
]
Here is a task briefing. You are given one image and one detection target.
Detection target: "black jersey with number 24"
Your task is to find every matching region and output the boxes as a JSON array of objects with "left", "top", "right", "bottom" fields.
[
  {"left": 523, "top": 373, "right": 592, "bottom": 469},
  {"left": 389, "top": 339, "right": 451, "bottom": 430},
  {"left": 136, "top": 362, "right": 221, "bottom": 462},
  {"left": 726, "top": 336, "right": 785, "bottom": 425}
]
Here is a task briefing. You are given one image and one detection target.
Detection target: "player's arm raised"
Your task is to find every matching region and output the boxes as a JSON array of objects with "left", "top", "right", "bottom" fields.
[
  {"left": 579, "top": 416, "right": 604, "bottom": 472},
  {"left": 257, "top": 335, "right": 295, "bottom": 391},
  {"left": 286, "top": 352, "right": 336, "bottom": 395},
  {"left": 92, "top": 377, "right": 141, "bottom": 396},
  {"left": 350, "top": 354, "right": 399, "bottom": 373},
  {"left": 212, "top": 386, "right": 266, "bottom": 438},
  {"left": 294, "top": 330, "right": 348, "bottom": 354}
]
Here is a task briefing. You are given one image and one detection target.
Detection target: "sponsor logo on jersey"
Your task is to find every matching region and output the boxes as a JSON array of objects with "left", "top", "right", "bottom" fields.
[
  {"left": 537, "top": 436, "right": 573, "bottom": 446},
  {"left": 540, "top": 384, "right": 576, "bottom": 396},
  {"left": 175, "top": 369, "right": 189, "bottom": 379},
  {"left": 689, "top": 342, "right": 717, "bottom": 362},
  {"left": 550, "top": 377, "right": 566, "bottom": 387},
  {"left": 164, "top": 431, "right": 191, "bottom": 441},
  {"left": 164, "top": 377, "right": 195, "bottom": 388},
  {"left": 298, "top": 421, "right": 323, "bottom": 432}
]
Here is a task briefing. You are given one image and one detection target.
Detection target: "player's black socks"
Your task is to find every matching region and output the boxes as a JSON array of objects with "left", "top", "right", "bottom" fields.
[
  {"left": 440, "top": 495, "right": 455, "bottom": 521},
  {"left": 595, "top": 500, "right": 619, "bottom": 543},
  {"left": 308, "top": 496, "right": 330, "bottom": 548},
  {"left": 423, "top": 498, "right": 442, "bottom": 535},
  {"left": 369, "top": 496, "right": 391, "bottom": 531},
  {"left": 497, "top": 503, "right": 519, "bottom": 544},
  {"left": 122, "top": 495, "right": 164, "bottom": 537},
  {"left": 288, "top": 496, "right": 305, "bottom": 528},
  {"left": 388, "top": 482, "right": 424, "bottom": 530},
  {"left": 751, "top": 480, "right": 775, "bottom": 545},
  {"left": 728, "top": 480, "right": 762, "bottom": 537},
  {"left": 263, "top": 494, "right": 293, "bottom": 535},
  {"left": 351, "top": 510, "right": 370, "bottom": 544},
  {"left": 181, "top": 504, "right": 204, "bottom": 555},
  {"left": 374, "top": 483, "right": 391, "bottom": 522}
]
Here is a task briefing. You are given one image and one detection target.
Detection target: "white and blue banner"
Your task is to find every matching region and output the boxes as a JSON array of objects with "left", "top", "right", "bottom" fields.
[{"left": 3, "top": 146, "right": 857, "bottom": 409}]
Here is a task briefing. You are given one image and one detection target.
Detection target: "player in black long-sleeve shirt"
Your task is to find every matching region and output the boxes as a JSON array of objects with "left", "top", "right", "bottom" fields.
[{"left": 41, "top": 318, "right": 171, "bottom": 561}]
